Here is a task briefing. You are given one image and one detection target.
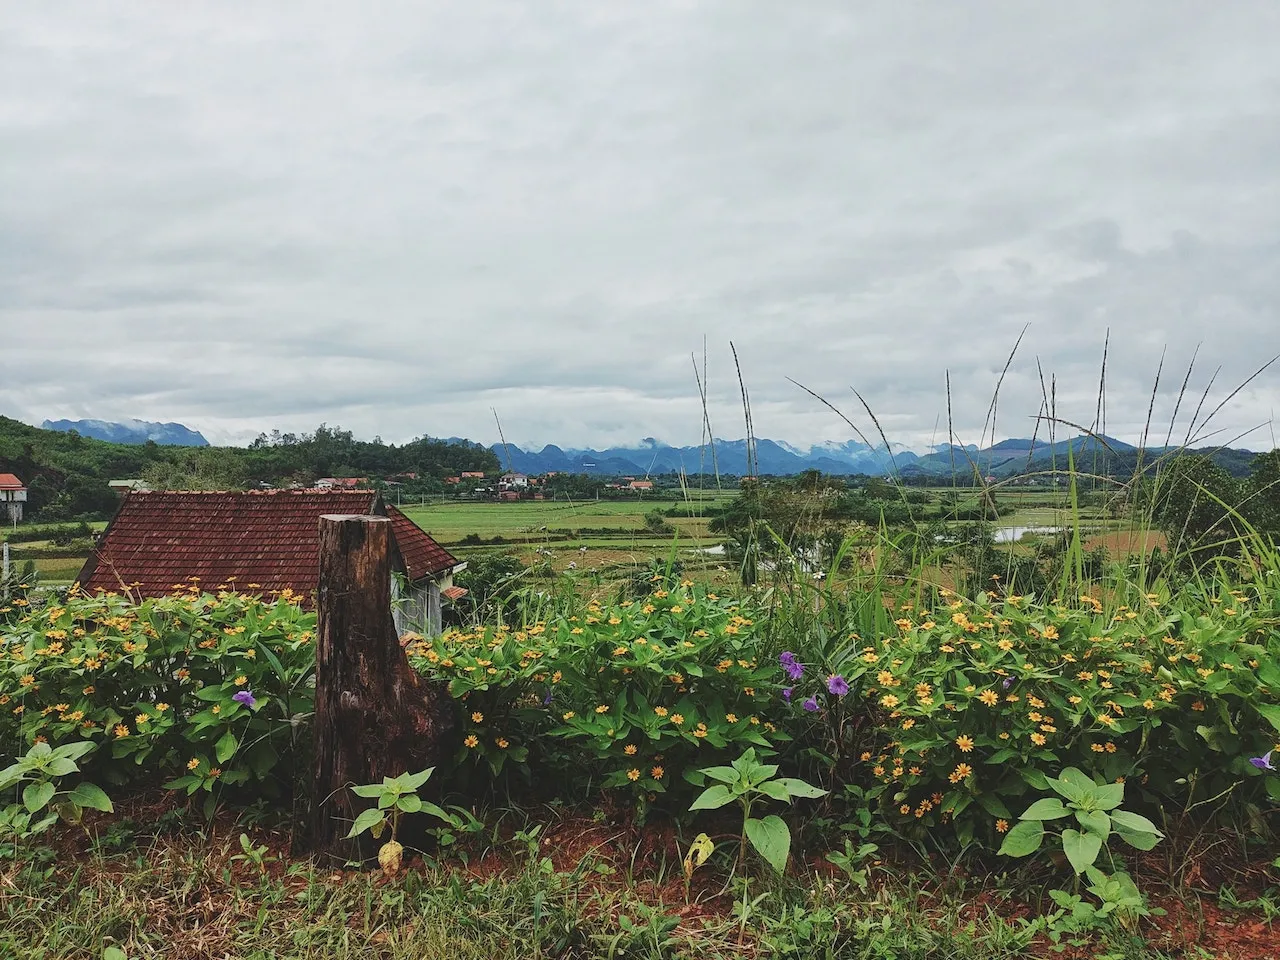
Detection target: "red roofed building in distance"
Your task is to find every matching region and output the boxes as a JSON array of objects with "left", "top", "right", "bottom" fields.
[
  {"left": 77, "top": 489, "right": 465, "bottom": 634},
  {"left": 628, "top": 480, "right": 654, "bottom": 492},
  {"left": 0, "top": 473, "right": 26, "bottom": 524}
]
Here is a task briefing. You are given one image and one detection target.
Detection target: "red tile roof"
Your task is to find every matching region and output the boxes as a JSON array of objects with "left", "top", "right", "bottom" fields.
[
  {"left": 385, "top": 506, "right": 459, "bottom": 582},
  {"left": 441, "top": 585, "right": 469, "bottom": 602},
  {"left": 78, "top": 490, "right": 458, "bottom": 602},
  {"left": 0, "top": 473, "right": 25, "bottom": 490}
]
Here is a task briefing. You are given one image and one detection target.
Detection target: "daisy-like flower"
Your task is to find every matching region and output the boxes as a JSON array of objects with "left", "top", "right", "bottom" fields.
[{"left": 955, "top": 735, "right": 975, "bottom": 753}]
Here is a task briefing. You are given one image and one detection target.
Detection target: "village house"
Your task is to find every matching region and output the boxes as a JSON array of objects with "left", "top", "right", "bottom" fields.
[
  {"left": 76, "top": 489, "right": 465, "bottom": 635},
  {"left": 0, "top": 474, "right": 27, "bottom": 523},
  {"left": 499, "top": 472, "right": 528, "bottom": 490},
  {"left": 315, "top": 477, "right": 366, "bottom": 490},
  {"left": 628, "top": 479, "right": 654, "bottom": 492}
]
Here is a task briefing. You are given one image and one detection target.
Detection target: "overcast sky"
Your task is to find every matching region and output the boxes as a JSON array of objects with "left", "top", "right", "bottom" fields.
[{"left": 2, "top": 4, "right": 1278, "bottom": 452}]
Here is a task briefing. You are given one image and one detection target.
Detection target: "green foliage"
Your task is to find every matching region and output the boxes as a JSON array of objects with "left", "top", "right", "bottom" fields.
[
  {"left": 782, "top": 583, "right": 1280, "bottom": 847},
  {"left": 0, "top": 587, "right": 315, "bottom": 802},
  {"left": 0, "top": 740, "right": 112, "bottom": 854},
  {"left": 998, "top": 767, "right": 1163, "bottom": 873},
  {"left": 689, "top": 748, "right": 826, "bottom": 873},
  {"left": 409, "top": 580, "right": 788, "bottom": 810}
]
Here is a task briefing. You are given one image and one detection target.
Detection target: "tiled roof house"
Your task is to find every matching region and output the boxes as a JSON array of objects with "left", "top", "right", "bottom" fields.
[
  {"left": 76, "top": 489, "right": 465, "bottom": 634},
  {"left": 0, "top": 473, "right": 26, "bottom": 523}
]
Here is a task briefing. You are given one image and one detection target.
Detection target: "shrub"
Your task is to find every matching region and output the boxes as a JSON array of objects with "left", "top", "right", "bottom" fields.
[
  {"left": 0, "top": 585, "right": 315, "bottom": 801},
  {"left": 407, "top": 579, "right": 786, "bottom": 812},
  {"left": 779, "top": 584, "right": 1280, "bottom": 846}
]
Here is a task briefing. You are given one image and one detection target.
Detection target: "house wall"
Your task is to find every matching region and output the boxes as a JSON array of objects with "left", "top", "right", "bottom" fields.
[{"left": 391, "top": 572, "right": 452, "bottom": 637}]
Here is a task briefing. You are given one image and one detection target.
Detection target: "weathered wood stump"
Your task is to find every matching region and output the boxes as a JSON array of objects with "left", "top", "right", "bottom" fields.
[{"left": 311, "top": 515, "right": 455, "bottom": 859}]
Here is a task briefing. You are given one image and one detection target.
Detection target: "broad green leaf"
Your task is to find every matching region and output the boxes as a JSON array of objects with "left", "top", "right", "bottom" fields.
[
  {"left": 776, "top": 777, "right": 827, "bottom": 800},
  {"left": 977, "top": 793, "right": 1013, "bottom": 819},
  {"left": 689, "top": 785, "right": 735, "bottom": 811},
  {"left": 1108, "top": 810, "right": 1163, "bottom": 837},
  {"left": 45, "top": 758, "right": 79, "bottom": 777},
  {"left": 401, "top": 768, "right": 434, "bottom": 792},
  {"left": 396, "top": 795, "right": 423, "bottom": 814},
  {"left": 998, "top": 820, "right": 1044, "bottom": 857},
  {"left": 744, "top": 815, "right": 791, "bottom": 874},
  {"left": 1019, "top": 797, "right": 1070, "bottom": 821},
  {"left": 67, "top": 783, "right": 113, "bottom": 813},
  {"left": 350, "top": 784, "right": 384, "bottom": 798},
  {"left": 1061, "top": 828, "right": 1102, "bottom": 874},
  {"left": 103, "top": 947, "right": 128, "bottom": 960},
  {"left": 1255, "top": 703, "right": 1280, "bottom": 734},
  {"left": 1093, "top": 782, "right": 1125, "bottom": 811},
  {"left": 51, "top": 741, "right": 95, "bottom": 762},
  {"left": 23, "top": 781, "right": 55, "bottom": 813},
  {"left": 345, "top": 807, "right": 386, "bottom": 839},
  {"left": 699, "top": 766, "right": 740, "bottom": 785},
  {"left": 1046, "top": 772, "right": 1090, "bottom": 805},
  {"left": 757, "top": 780, "right": 792, "bottom": 803},
  {"left": 1075, "top": 809, "right": 1110, "bottom": 840},
  {"left": 984, "top": 748, "right": 1019, "bottom": 765},
  {"left": 215, "top": 732, "right": 238, "bottom": 764}
]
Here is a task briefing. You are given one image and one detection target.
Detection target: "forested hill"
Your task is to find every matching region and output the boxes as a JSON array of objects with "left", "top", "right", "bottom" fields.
[{"left": 0, "top": 418, "right": 498, "bottom": 520}]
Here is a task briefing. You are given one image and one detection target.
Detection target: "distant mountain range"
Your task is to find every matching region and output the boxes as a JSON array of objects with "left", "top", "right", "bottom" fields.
[
  {"left": 29, "top": 418, "right": 1265, "bottom": 478},
  {"left": 486, "top": 437, "right": 915, "bottom": 477},
  {"left": 41, "top": 418, "right": 209, "bottom": 447}
]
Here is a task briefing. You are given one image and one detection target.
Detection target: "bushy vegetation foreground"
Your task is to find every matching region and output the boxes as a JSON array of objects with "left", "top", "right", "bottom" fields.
[{"left": 2, "top": 554, "right": 1280, "bottom": 956}]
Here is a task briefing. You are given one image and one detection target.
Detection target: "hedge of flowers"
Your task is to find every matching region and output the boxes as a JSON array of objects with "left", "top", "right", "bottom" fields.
[
  {"left": 780, "top": 584, "right": 1280, "bottom": 844},
  {"left": 405, "top": 578, "right": 786, "bottom": 809},
  {"left": 2, "top": 574, "right": 1278, "bottom": 847},
  {"left": 0, "top": 582, "right": 315, "bottom": 798}
]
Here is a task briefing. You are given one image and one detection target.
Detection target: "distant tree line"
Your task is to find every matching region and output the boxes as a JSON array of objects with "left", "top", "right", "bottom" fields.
[{"left": 0, "top": 417, "right": 499, "bottom": 521}]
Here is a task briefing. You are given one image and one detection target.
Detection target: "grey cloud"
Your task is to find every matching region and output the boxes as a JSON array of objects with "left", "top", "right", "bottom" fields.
[{"left": 1, "top": 2, "right": 1278, "bottom": 451}]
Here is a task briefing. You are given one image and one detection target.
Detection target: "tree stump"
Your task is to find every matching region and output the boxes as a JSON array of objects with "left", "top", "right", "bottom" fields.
[{"left": 311, "top": 515, "right": 455, "bottom": 859}]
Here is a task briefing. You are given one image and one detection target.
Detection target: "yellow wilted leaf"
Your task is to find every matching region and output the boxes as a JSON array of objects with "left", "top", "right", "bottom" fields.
[
  {"left": 378, "top": 839, "right": 403, "bottom": 877},
  {"left": 683, "top": 833, "right": 714, "bottom": 879}
]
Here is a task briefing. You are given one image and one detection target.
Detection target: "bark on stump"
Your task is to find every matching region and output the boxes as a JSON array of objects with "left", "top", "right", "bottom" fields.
[{"left": 311, "top": 515, "right": 455, "bottom": 860}]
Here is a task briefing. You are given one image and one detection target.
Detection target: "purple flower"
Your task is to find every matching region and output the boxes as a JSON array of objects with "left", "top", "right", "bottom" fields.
[
  {"left": 802, "top": 696, "right": 820, "bottom": 712},
  {"left": 1002, "top": 677, "right": 1014, "bottom": 690},
  {"left": 232, "top": 690, "right": 257, "bottom": 708},
  {"left": 1249, "top": 751, "right": 1275, "bottom": 771},
  {"left": 543, "top": 690, "right": 554, "bottom": 706},
  {"left": 827, "top": 674, "right": 850, "bottom": 697},
  {"left": 779, "top": 651, "right": 805, "bottom": 680},
  {"left": 782, "top": 687, "right": 794, "bottom": 703},
  {"left": 779, "top": 651, "right": 796, "bottom": 667}
]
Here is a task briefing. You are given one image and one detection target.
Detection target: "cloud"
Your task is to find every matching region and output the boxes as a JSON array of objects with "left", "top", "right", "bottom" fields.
[{"left": 1, "top": 2, "right": 1278, "bottom": 451}]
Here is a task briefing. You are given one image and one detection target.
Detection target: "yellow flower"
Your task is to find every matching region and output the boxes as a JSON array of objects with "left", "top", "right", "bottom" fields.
[
  {"left": 113, "top": 724, "right": 130, "bottom": 739},
  {"left": 471, "top": 712, "right": 484, "bottom": 723},
  {"left": 624, "top": 744, "right": 638, "bottom": 755},
  {"left": 725, "top": 713, "right": 738, "bottom": 724},
  {"left": 651, "top": 766, "right": 664, "bottom": 780},
  {"left": 562, "top": 711, "right": 575, "bottom": 721},
  {"left": 627, "top": 769, "right": 641, "bottom": 782},
  {"left": 671, "top": 713, "right": 684, "bottom": 726},
  {"left": 654, "top": 706, "right": 668, "bottom": 717},
  {"left": 979, "top": 690, "right": 999, "bottom": 706},
  {"left": 901, "top": 719, "right": 915, "bottom": 730},
  {"left": 880, "top": 694, "right": 900, "bottom": 709},
  {"left": 949, "top": 763, "right": 972, "bottom": 784},
  {"left": 464, "top": 735, "right": 479, "bottom": 748},
  {"left": 19, "top": 675, "right": 34, "bottom": 687},
  {"left": 900, "top": 803, "right": 912, "bottom": 815},
  {"left": 996, "top": 819, "right": 1009, "bottom": 834},
  {"left": 234, "top": 675, "right": 248, "bottom": 686},
  {"left": 596, "top": 705, "right": 609, "bottom": 714},
  {"left": 495, "top": 737, "right": 509, "bottom": 749},
  {"left": 135, "top": 713, "right": 149, "bottom": 725},
  {"left": 955, "top": 735, "right": 974, "bottom": 753},
  {"left": 1030, "top": 733, "right": 1047, "bottom": 746},
  {"left": 187, "top": 757, "right": 200, "bottom": 770}
]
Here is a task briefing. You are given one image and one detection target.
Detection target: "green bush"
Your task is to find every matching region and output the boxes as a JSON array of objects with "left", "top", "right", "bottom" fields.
[{"left": 0, "top": 585, "right": 314, "bottom": 800}]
